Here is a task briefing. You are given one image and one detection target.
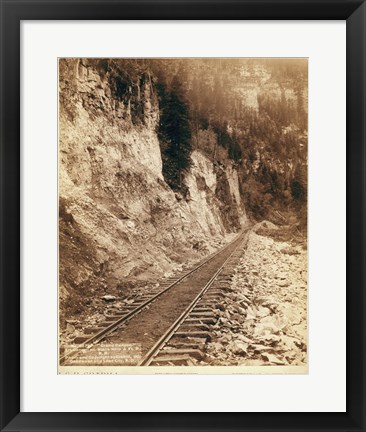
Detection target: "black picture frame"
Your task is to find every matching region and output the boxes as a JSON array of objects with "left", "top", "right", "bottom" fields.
[{"left": 1, "top": 1, "right": 365, "bottom": 431}]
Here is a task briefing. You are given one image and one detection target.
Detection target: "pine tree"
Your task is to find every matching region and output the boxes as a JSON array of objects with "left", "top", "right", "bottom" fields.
[{"left": 158, "top": 74, "right": 192, "bottom": 190}]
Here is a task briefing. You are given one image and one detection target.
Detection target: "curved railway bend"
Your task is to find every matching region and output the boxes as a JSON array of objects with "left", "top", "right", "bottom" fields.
[{"left": 60, "top": 229, "right": 250, "bottom": 367}]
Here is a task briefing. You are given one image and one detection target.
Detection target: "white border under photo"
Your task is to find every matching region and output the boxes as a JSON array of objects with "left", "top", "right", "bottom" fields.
[{"left": 21, "top": 20, "right": 346, "bottom": 412}]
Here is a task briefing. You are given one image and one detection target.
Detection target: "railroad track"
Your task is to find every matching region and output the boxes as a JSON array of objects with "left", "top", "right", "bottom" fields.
[
  {"left": 59, "top": 229, "right": 248, "bottom": 366},
  {"left": 138, "top": 233, "right": 248, "bottom": 366}
]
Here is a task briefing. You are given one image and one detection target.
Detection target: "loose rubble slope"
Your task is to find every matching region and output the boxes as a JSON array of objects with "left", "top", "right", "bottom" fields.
[{"left": 205, "top": 222, "right": 307, "bottom": 366}]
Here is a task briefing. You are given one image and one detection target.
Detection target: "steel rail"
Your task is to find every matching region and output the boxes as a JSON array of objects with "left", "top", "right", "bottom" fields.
[
  {"left": 59, "top": 229, "right": 246, "bottom": 366},
  {"left": 138, "top": 231, "right": 247, "bottom": 366}
]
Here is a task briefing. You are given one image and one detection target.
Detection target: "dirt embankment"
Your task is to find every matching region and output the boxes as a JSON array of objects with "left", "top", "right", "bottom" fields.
[{"left": 59, "top": 233, "right": 237, "bottom": 348}]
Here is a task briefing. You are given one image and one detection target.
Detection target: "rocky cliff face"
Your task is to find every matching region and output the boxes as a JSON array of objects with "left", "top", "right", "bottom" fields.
[
  {"left": 59, "top": 59, "right": 246, "bottom": 314},
  {"left": 234, "top": 63, "right": 308, "bottom": 114}
]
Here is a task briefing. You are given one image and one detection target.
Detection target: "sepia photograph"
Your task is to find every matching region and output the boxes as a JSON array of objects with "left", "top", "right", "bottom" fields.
[{"left": 58, "top": 58, "right": 308, "bottom": 373}]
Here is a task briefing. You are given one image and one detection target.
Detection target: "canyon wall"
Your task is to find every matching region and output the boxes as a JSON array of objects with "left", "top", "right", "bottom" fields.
[{"left": 59, "top": 59, "right": 246, "bottom": 312}]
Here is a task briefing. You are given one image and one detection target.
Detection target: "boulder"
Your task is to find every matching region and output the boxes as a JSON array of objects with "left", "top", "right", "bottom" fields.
[
  {"left": 101, "top": 295, "right": 117, "bottom": 302},
  {"left": 228, "top": 340, "right": 249, "bottom": 356}
]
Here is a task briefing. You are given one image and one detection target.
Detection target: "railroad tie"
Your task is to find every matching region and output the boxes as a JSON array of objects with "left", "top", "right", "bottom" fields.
[
  {"left": 72, "top": 336, "right": 90, "bottom": 344},
  {"left": 150, "top": 355, "right": 196, "bottom": 366},
  {"left": 104, "top": 316, "right": 119, "bottom": 322},
  {"left": 99, "top": 320, "right": 119, "bottom": 327},
  {"left": 174, "top": 331, "right": 212, "bottom": 341},
  {"left": 159, "top": 348, "right": 204, "bottom": 361},
  {"left": 190, "top": 310, "right": 217, "bottom": 317},
  {"left": 191, "top": 308, "right": 213, "bottom": 313},
  {"left": 185, "top": 317, "right": 216, "bottom": 325},
  {"left": 179, "top": 322, "right": 211, "bottom": 331},
  {"left": 84, "top": 327, "right": 105, "bottom": 334},
  {"left": 164, "top": 341, "right": 206, "bottom": 350}
]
